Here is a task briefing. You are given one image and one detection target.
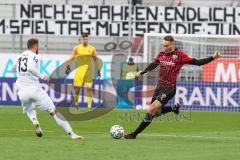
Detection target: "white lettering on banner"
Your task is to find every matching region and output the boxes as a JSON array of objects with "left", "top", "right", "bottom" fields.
[
  {"left": 1, "top": 83, "right": 18, "bottom": 101},
  {"left": 175, "top": 86, "right": 239, "bottom": 107},
  {"left": 66, "top": 85, "right": 75, "bottom": 100},
  {"left": 223, "top": 88, "right": 238, "bottom": 107},
  {"left": 49, "top": 83, "right": 65, "bottom": 103},
  {"left": 215, "top": 63, "right": 237, "bottom": 82},
  {"left": 0, "top": 5, "right": 240, "bottom": 36},
  {"left": 189, "top": 87, "right": 206, "bottom": 106},
  {"left": 0, "top": 77, "right": 238, "bottom": 108},
  {"left": 205, "top": 87, "right": 221, "bottom": 106},
  {"left": 174, "top": 86, "right": 188, "bottom": 104},
  {"left": 0, "top": 80, "right": 102, "bottom": 104}
]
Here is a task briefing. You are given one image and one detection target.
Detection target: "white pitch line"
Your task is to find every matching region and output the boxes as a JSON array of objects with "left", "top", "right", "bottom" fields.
[
  {"left": 141, "top": 133, "right": 240, "bottom": 140},
  {"left": 0, "top": 128, "right": 54, "bottom": 132},
  {"left": 68, "top": 132, "right": 240, "bottom": 140},
  {"left": 1, "top": 129, "right": 239, "bottom": 140}
]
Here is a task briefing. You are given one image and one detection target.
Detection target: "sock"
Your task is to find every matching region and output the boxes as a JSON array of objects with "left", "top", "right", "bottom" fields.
[
  {"left": 161, "top": 106, "right": 173, "bottom": 114},
  {"left": 132, "top": 113, "right": 154, "bottom": 137},
  {"left": 53, "top": 112, "right": 74, "bottom": 135},
  {"left": 155, "top": 105, "right": 175, "bottom": 117},
  {"left": 74, "top": 92, "right": 79, "bottom": 105},
  {"left": 26, "top": 109, "right": 39, "bottom": 125},
  {"left": 86, "top": 89, "right": 93, "bottom": 109}
]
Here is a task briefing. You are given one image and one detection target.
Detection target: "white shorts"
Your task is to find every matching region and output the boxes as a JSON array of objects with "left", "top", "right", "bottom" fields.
[{"left": 17, "top": 85, "right": 55, "bottom": 113}]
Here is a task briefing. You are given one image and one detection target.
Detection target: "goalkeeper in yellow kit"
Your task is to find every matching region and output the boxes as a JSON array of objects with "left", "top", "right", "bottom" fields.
[{"left": 66, "top": 34, "right": 102, "bottom": 110}]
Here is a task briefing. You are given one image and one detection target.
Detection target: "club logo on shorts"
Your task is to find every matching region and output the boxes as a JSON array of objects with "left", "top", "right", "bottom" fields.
[{"left": 160, "top": 93, "right": 166, "bottom": 101}]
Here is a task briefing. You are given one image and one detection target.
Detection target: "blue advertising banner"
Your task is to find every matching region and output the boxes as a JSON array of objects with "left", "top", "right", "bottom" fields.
[
  {"left": 169, "top": 81, "right": 240, "bottom": 111},
  {"left": 0, "top": 78, "right": 104, "bottom": 107},
  {"left": 0, "top": 78, "right": 239, "bottom": 111}
]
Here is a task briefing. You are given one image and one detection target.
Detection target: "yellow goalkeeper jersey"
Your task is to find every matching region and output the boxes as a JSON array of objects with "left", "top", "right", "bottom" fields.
[{"left": 72, "top": 44, "right": 101, "bottom": 86}]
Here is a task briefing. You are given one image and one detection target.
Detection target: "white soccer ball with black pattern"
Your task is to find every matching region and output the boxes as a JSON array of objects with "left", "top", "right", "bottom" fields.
[{"left": 110, "top": 125, "right": 124, "bottom": 139}]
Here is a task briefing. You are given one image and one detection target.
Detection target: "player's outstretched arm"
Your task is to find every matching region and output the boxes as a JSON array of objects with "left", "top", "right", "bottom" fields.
[
  {"left": 135, "top": 60, "right": 159, "bottom": 78},
  {"left": 189, "top": 51, "right": 220, "bottom": 66}
]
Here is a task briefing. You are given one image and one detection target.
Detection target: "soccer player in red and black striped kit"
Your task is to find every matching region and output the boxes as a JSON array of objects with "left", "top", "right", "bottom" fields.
[{"left": 124, "top": 35, "right": 220, "bottom": 139}]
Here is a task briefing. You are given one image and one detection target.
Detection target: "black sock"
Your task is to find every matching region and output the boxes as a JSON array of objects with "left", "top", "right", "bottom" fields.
[
  {"left": 161, "top": 106, "right": 173, "bottom": 114},
  {"left": 132, "top": 113, "right": 154, "bottom": 137},
  {"left": 155, "top": 105, "right": 174, "bottom": 117}
]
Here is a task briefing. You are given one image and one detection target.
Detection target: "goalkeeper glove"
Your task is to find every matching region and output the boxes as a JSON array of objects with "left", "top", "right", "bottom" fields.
[
  {"left": 135, "top": 71, "right": 145, "bottom": 79},
  {"left": 65, "top": 65, "right": 71, "bottom": 75}
]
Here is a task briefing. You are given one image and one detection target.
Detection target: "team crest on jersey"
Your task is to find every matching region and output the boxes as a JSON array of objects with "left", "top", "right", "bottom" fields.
[{"left": 172, "top": 55, "right": 177, "bottom": 60}]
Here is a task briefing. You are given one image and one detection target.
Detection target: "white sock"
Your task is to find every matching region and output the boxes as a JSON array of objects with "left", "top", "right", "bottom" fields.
[
  {"left": 26, "top": 109, "right": 39, "bottom": 125},
  {"left": 53, "top": 112, "right": 74, "bottom": 135}
]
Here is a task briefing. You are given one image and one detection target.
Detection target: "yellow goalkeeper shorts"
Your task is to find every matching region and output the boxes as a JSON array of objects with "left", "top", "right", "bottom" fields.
[{"left": 74, "top": 69, "right": 93, "bottom": 88}]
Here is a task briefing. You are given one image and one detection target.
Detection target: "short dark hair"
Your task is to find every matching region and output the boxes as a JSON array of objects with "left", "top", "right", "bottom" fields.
[
  {"left": 82, "top": 34, "right": 88, "bottom": 38},
  {"left": 27, "top": 38, "right": 38, "bottom": 49},
  {"left": 163, "top": 35, "right": 174, "bottom": 42},
  {"left": 128, "top": 57, "right": 134, "bottom": 62}
]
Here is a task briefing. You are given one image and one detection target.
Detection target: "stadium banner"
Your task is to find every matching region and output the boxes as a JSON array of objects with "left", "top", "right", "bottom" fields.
[
  {"left": 0, "top": 4, "right": 240, "bottom": 36},
  {"left": 173, "top": 81, "right": 239, "bottom": 111},
  {"left": 0, "top": 53, "right": 113, "bottom": 79},
  {"left": 0, "top": 78, "right": 239, "bottom": 111},
  {"left": 202, "top": 58, "right": 240, "bottom": 83},
  {"left": 0, "top": 77, "right": 104, "bottom": 107},
  {"left": 0, "top": 53, "right": 142, "bottom": 108}
]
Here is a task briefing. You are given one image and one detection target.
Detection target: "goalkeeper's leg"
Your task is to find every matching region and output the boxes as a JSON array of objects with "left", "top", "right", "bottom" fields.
[
  {"left": 85, "top": 82, "right": 93, "bottom": 110},
  {"left": 73, "top": 76, "right": 84, "bottom": 109},
  {"left": 73, "top": 87, "right": 81, "bottom": 108}
]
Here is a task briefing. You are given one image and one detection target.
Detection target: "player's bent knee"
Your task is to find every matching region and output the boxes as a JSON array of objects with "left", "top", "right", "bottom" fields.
[
  {"left": 153, "top": 100, "right": 162, "bottom": 107},
  {"left": 48, "top": 107, "right": 56, "bottom": 116},
  {"left": 148, "top": 100, "right": 163, "bottom": 115},
  {"left": 49, "top": 110, "right": 59, "bottom": 116}
]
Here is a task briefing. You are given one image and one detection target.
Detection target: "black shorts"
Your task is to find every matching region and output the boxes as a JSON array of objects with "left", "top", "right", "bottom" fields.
[{"left": 151, "top": 83, "right": 176, "bottom": 105}]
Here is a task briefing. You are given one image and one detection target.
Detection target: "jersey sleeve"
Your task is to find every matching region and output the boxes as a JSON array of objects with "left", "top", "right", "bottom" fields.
[
  {"left": 28, "top": 55, "right": 44, "bottom": 79},
  {"left": 180, "top": 51, "right": 193, "bottom": 64}
]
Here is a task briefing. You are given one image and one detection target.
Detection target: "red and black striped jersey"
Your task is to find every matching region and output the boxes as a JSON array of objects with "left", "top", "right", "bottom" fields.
[{"left": 155, "top": 49, "right": 193, "bottom": 85}]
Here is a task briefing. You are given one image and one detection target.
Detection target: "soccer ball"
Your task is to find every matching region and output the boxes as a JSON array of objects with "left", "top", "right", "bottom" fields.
[{"left": 110, "top": 125, "right": 124, "bottom": 139}]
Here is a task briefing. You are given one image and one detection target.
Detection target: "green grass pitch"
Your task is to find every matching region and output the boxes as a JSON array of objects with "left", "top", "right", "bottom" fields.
[{"left": 0, "top": 106, "right": 240, "bottom": 160}]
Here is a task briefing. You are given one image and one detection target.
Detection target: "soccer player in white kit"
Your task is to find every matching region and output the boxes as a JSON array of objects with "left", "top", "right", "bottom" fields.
[{"left": 10, "top": 38, "right": 83, "bottom": 139}]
